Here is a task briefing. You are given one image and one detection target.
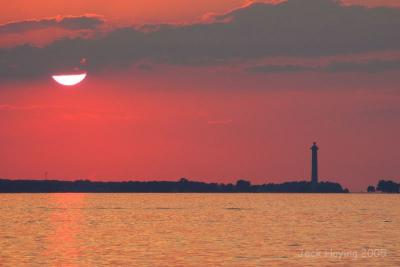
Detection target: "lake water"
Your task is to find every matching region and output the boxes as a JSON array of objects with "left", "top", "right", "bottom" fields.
[{"left": 0, "top": 194, "right": 399, "bottom": 266}]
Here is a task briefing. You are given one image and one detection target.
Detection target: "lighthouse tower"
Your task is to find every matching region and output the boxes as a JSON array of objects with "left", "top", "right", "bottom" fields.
[{"left": 311, "top": 142, "right": 319, "bottom": 189}]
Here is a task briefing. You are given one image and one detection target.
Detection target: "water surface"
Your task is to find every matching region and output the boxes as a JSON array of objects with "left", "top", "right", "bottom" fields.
[{"left": 0, "top": 194, "right": 399, "bottom": 266}]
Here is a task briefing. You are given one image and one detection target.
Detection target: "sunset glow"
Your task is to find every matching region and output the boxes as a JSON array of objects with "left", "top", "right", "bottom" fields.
[
  {"left": 1, "top": 1, "right": 400, "bottom": 266},
  {"left": 1, "top": 0, "right": 400, "bottom": 191}
]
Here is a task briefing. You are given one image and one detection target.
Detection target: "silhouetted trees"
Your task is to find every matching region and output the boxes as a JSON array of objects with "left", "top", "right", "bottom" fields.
[
  {"left": 376, "top": 180, "right": 399, "bottom": 193},
  {"left": 367, "top": 185, "right": 376, "bottom": 193},
  {"left": 0, "top": 178, "right": 348, "bottom": 193},
  {"left": 236, "top": 180, "right": 252, "bottom": 192},
  {"left": 255, "top": 181, "right": 347, "bottom": 193}
]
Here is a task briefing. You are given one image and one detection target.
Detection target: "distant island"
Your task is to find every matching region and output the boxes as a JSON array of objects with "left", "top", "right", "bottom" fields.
[
  {"left": 0, "top": 178, "right": 348, "bottom": 193},
  {"left": 367, "top": 180, "right": 400, "bottom": 193}
]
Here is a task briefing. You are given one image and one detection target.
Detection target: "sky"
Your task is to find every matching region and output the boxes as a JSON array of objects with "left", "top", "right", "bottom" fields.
[{"left": 1, "top": 0, "right": 400, "bottom": 191}]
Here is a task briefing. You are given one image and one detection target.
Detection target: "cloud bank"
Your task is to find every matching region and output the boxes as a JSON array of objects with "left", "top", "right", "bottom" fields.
[
  {"left": 248, "top": 60, "right": 400, "bottom": 73},
  {"left": 1, "top": 0, "right": 400, "bottom": 80},
  {"left": 0, "top": 15, "right": 104, "bottom": 35}
]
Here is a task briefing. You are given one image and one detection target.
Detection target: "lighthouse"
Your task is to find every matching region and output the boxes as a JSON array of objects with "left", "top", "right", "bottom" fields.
[{"left": 311, "top": 142, "right": 319, "bottom": 189}]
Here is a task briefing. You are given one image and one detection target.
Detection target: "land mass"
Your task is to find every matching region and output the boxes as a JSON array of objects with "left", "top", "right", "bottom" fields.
[
  {"left": 0, "top": 178, "right": 349, "bottom": 193},
  {"left": 367, "top": 180, "right": 400, "bottom": 193}
]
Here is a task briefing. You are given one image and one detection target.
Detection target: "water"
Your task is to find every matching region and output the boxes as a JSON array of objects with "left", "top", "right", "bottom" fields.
[{"left": 0, "top": 194, "right": 399, "bottom": 266}]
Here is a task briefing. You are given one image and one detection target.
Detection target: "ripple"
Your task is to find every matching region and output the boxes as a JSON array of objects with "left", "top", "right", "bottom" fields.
[
  {"left": 1, "top": 194, "right": 399, "bottom": 266},
  {"left": 224, "top": 207, "right": 252, "bottom": 211},
  {"left": 153, "top": 207, "right": 184, "bottom": 210}
]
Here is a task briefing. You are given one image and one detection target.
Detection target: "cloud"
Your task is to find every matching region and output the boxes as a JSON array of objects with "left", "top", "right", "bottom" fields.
[
  {"left": 0, "top": 104, "right": 137, "bottom": 121},
  {"left": 0, "top": 104, "right": 64, "bottom": 110},
  {"left": 1, "top": 0, "right": 400, "bottom": 80},
  {"left": 326, "top": 60, "right": 400, "bottom": 73},
  {"left": 247, "top": 64, "right": 315, "bottom": 73},
  {"left": 0, "top": 15, "right": 104, "bottom": 34},
  {"left": 247, "top": 60, "right": 400, "bottom": 73}
]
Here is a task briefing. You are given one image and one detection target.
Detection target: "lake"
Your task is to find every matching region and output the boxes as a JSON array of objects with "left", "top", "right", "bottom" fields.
[{"left": 0, "top": 194, "right": 399, "bottom": 266}]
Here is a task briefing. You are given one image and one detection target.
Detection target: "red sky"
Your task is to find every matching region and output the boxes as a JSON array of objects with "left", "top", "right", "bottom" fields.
[{"left": 1, "top": 0, "right": 400, "bottom": 191}]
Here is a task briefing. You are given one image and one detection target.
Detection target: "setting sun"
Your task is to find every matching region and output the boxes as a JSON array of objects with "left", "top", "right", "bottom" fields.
[{"left": 52, "top": 73, "right": 87, "bottom": 86}]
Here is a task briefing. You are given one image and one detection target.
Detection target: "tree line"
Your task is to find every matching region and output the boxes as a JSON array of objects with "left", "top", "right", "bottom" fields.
[
  {"left": 0, "top": 178, "right": 348, "bottom": 193},
  {"left": 367, "top": 180, "right": 400, "bottom": 193}
]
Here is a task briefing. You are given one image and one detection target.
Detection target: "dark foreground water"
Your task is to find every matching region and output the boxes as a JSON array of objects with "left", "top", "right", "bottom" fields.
[{"left": 0, "top": 194, "right": 399, "bottom": 266}]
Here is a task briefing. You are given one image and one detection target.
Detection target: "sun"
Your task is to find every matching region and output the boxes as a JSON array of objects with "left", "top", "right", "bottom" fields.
[{"left": 52, "top": 73, "right": 87, "bottom": 86}]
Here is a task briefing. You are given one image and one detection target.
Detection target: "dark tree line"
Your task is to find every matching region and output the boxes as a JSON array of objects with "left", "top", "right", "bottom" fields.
[
  {"left": 0, "top": 178, "right": 348, "bottom": 193},
  {"left": 369, "top": 180, "right": 400, "bottom": 193}
]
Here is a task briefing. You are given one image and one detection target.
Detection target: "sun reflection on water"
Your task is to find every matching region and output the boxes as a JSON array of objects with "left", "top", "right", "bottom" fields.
[{"left": 44, "top": 194, "right": 86, "bottom": 266}]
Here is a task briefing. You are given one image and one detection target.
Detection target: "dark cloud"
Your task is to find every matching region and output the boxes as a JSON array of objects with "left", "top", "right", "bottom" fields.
[
  {"left": 247, "top": 64, "right": 315, "bottom": 73},
  {"left": 326, "top": 60, "right": 400, "bottom": 73},
  {"left": 1, "top": 0, "right": 400, "bottom": 80},
  {"left": 0, "top": 15, "right": 104, "bottom": 34},
  {"left": 248, "top": 60, "right": 400, "bottom": 73}
]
